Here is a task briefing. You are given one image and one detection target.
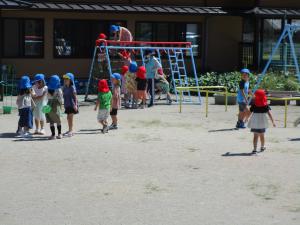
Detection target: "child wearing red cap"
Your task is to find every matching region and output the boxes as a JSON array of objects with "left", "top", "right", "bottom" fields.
[
  {"left": 135, "top": 66, "right": 148, "bottom": 109},
  {"left": 247, "top": 89, "right": 276, "bottom": 154},
  {"left": 94, "top": 79, "right": 112, "bottom": 133}
]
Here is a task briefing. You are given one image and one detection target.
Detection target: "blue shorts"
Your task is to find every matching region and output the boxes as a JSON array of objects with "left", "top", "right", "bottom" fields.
[
  {"left": 18, "top": 108, "right": 33, "bottom": 128},
  {"left": 238, "top": 103, "right": 247, "bottom": 112}
]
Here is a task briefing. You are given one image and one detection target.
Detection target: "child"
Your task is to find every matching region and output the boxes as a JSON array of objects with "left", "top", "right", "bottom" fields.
[
  {"left": 236, "top": 68, "right": 251, "bottom": 129},
  {"left": 125, "top": 61, "right": 138, "bottom": 108},
  {"left": 46, "top": 75, "right": 63, "bottom": 140},
  {"left": 247, "top": 89, "right": 276, "bottom": 154},
  {"left": 16, "top": 76, "right": 35, "bottom": 138},
  {"left": 94, "top": 79, "right": 112, "bottom": 133},
  {"left": 109, "top": 73, "right": 121, "bottom": 130},
  {"left": 32, "top": 74, "right": 48, "bottom": 135},
  {"left": 155, "top": 68, "right": 172, "bottom": 104},
  {"left": 63, "top": 73, "right": 78, "bottom": 137},
  {"left": 135, "top": 66, "right": 148, "bottom": 109}
]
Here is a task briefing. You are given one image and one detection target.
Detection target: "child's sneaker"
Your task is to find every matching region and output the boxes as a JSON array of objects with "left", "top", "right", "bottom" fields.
[
  {"left": 39, "top": 129, "right": 46, "bottom": 135},
  {"left": 235, "top": 121, "right": 240, "bottom": 129},
  {"left": 102, "top": 125, "right": 109, "bottom": 133},
  {"left": 34, "top": 129, "right": 40, "bottom": 135},
  {"left": 57, "top": 134, "right": 63, "bottom": 139},
  {"left": 22, "top": 132, "right": 32, "bottom": 138},
  {"left": 251, "top": 150, "right": 258, "bottom": 155},
  {"left": 260, "top": 147, "right": 266, "bottom": 152},
  {"left": 63, "top": 131, "right": 73, "bottom": 137},
  {"left": 49, "top": 135, "right": 56, "bottom": 140},
  {"left": 239, "top": 121, "right": 246, "bottom": 129},
  {"left": 109, "top": 124, "right": 118, "bottom": 130}
]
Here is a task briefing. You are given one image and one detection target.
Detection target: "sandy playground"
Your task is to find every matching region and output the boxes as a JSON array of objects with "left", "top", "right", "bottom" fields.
[{"left": 0, "top": 97, "right": 299, "bottom": 225}]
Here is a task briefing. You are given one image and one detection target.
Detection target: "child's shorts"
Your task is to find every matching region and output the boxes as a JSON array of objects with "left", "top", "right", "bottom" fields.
[
  {"left": 65, "top": 107, "right": 78, "bottom": 114},
  {"left": 238, "top": 103, "right": 247, "bottom": 112},
  {"left": 251, "top": 128, "right": 266, "bottom": 133},
  {"left": 19, "top": 107, "right": 33, "bottom": 128},
  {"left": 97, "top": 109, "right": 109, "bottom": 121},
  {"left": 110, "top": 108, "right": 118, "bottom": 116}
]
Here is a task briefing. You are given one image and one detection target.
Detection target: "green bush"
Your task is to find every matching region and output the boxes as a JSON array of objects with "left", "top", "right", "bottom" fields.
[{"left": 172, "top": 71, "right": 300, "bottom": 93}]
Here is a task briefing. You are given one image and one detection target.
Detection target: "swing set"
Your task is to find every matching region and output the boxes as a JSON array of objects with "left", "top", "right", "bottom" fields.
[{"left": 85, "top": 40, "right": 202, "bottom": 104}]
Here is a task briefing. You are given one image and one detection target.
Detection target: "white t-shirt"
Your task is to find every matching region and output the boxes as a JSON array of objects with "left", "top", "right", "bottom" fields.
[{"left": 33, "top": 85, "right": 48, "bottom": 104}]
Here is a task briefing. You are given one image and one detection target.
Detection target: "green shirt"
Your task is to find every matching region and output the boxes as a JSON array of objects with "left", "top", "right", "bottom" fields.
[{"left": 98, "top": 92, "right": 112, "bottom": 110}]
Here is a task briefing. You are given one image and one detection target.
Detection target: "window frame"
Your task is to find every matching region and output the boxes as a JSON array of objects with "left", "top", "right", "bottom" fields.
[
  {"left": 0, "top": 17, "right": 44, "bottom": 58},
  {"left": 53, "top": 19, "right": 127, "bottom": 59},
  {"left": 135, "top": 21, "right": 202, "bottom": 58}
]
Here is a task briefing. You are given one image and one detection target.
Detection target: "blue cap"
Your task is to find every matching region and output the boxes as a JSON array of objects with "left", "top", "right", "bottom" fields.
[
  {"left": 63, "top": 72, "right": 76, "bottom": 90},
  {"left": 144, "top": 49, "right": 155, "bottom": 56},
  {"left": 110, "top": 25, "right": 120, "bottom": 33},
  {"left": 129, "top": 61, "right": 138, "bottom": 73},
  {"left": 20, "top": 76, "right": 32, "bottom": 89},
  {"left": 111, "top": 73, "right": 121, "bottom": 80},
  {"left": 33, "top": 73, "right": 45, "bottom": 83},
  {"left": 241, "top": 68, "right": 250, "bottom": 74},
  {"left": 48, "top": 75, "right": 61, "bottom": 90}
]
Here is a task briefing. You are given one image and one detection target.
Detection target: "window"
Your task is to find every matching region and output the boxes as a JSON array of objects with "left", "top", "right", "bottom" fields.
[
  {"left": 1, "top": 18, "right": 44, "bottom": 57},
  {"left": 242, "top": 17, "right": 255, "bottom": 43},
  {"left": 135, "top": 22, "right": 201, "bottom": 56},
  {"left": 262, "top": 19, "right": 282, "bottom": 61},
  {"left": 54, "top": 20, "right": 126, "bottom": 58}
]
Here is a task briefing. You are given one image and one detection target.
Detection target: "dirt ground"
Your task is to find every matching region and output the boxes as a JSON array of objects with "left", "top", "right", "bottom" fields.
[{"left": 0, "top": 96, "right": 299, "bottom": 225}]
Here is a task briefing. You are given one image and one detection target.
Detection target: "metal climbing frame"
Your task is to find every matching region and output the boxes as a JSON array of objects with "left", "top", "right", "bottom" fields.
[
  {"left": 85, "top": 40, "right": 202, "bottom": 104},
  {"left": 253, "top": 23, "right": 300, "bottom": 93}
]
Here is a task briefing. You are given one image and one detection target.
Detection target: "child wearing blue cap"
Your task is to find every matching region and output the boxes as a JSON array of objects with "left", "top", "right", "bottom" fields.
[
  {"left": 236, "top": 69, "right": 252, "bottom": 129},
  {"left": 46, "top": 75, "right": 63, "bottom": 140},
  {"left": 109, "top": 73, "right": 121, "bottom": 130},
  {"left": 16, "top": 76, "right": 35, "bottom": 137},
  {"left": 63, "top": 73, "right": 78, "bottom": 137},
  {"left": 32, "top": 74, "right": 48, "bottom": 135},
  {"left": 125, "top": 61, "right": 138, "bottom": 108}
]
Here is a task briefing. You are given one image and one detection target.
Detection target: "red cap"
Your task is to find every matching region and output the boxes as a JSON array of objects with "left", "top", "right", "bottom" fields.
[
  {"left": 98, "top": 79, "right": 109, "bottom": 93},
  {"left": 98, "top": 33, "right": 107, "bottom": 40},
  {"left": 254, "top": 89, "right": 267, "bottom": 107},
  {"left": 136, "top": 66, "right": 146, "bottom": 79},
  {"left": 157, "top": 68, "right": 164, "bottom": 75},
  {"left": 121, "top": 65, "right": 129, "bottom": 76}
]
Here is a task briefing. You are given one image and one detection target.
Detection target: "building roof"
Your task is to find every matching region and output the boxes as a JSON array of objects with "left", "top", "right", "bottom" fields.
[
  {"left": 244, "top": 7, "right": 300, "bottom": 17},
  {"left": 0, "top": 0, "right": 32, "bottom": 8},
  {"left": 1, "top": 1, "right": 227, "bottom": 15}
]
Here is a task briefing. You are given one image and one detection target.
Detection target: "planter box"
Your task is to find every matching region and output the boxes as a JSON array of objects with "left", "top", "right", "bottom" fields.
[
  {"left": 267, "top": 91, "right": 299, "bottom": 106},
  {"left": 214, "top": 94, "right": 237, "bottom": 105}
]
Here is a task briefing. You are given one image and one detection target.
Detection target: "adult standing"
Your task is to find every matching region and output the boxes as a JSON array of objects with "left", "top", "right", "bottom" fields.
[
  {"left": 110, "top": 25, "right": 133, "bottom": 42},
  {"left": 144, "top": 50, "right": 162, "bottom": 107}
]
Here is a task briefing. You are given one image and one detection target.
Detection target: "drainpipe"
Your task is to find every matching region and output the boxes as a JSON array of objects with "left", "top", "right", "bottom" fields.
[{"left": 202, "top": 16, "right": 209, "bottom": 72}]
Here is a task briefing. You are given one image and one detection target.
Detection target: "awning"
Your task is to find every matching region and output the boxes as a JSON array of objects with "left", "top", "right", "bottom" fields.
[
  {"left": 244, "top": 7, "right": 300, "bottom": 17},
  {"left": 0, "top": 0, "right": 32, "bottom": 9},
  {"left": 2, "top": 1, "right": 228, "bottom": 15}
]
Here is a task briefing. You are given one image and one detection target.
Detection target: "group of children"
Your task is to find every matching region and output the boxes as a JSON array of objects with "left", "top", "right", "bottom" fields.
[{"left": 16, "top": 73, "right": 78, "bottom": 139}]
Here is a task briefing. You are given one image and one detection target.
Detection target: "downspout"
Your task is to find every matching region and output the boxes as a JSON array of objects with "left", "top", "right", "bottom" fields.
[{"left": 202, "top": 16, "right": 209, "bottom": 72}]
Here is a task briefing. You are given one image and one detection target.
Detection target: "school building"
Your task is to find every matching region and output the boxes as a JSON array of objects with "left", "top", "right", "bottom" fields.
[{"left": 1, "top": 0, "right": 300, "bottom": 78}]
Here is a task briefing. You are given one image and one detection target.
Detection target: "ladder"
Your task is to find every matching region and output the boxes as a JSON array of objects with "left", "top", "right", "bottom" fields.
[{"left": 167, "top": 49, "right": 191, "bottom": 102}]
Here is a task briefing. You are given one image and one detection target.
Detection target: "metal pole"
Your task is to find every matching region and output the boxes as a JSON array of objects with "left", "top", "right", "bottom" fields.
[
  {"left": 179, "top": 90, "right": 182, "bottom": 113},
  {"left": 85, "top": 46, "right": 98, "bottom": 101},
  {"left": 190, "top": 48, "right": 202, "bottom": 105},
  {"left": 225, "top": 87, "right": 228, "bottom": 112},
  {"left": 287, "top": 27, "right": 300, "bottom": 83},
  {"left": 284, "top": 99, "right": 288, "bottom": 128},
  {"left": 253, "top": 25, "right": 288, "bottom": 93},
  {"left": 205, "top": 91, "right": 208, "bottom": 118}
]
